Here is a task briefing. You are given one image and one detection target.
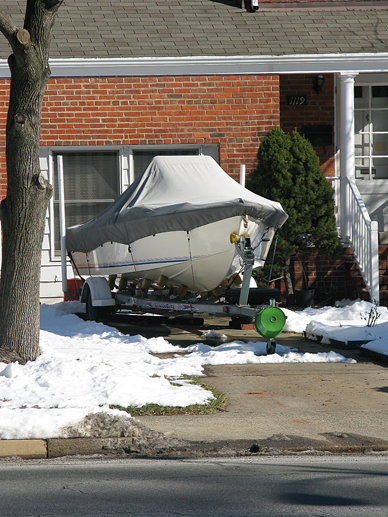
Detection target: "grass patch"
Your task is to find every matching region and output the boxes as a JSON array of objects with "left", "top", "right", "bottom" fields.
[{"left": 110, "top": 376, "right": 227, "bottom": 416}]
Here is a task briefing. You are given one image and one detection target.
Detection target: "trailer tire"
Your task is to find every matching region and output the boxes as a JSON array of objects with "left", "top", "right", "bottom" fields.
[
  {"left": 226, "top": 287, "right": 282, "bottom": 306},
  {"left": 84, "top": 284, "right": 114, "bottom": 322},
  {"left": 85, "top": 284, "right": 98, "bottom": 321}
]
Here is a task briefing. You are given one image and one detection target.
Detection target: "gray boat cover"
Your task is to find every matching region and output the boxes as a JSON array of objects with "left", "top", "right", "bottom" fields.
[{"left": 66, "top": 156, "right": 288, "bottom": 253}]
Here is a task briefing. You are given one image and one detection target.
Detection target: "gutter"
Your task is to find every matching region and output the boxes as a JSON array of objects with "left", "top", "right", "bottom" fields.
[
  {"left": 256, "top": 1, "right": 388, "bottom": 11},
  {"left": 0, "top": 53, "right": 386, "bottom": 78}
]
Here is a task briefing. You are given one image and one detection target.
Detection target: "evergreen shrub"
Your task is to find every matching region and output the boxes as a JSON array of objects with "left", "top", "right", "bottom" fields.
[{"left": 246, "top": 126, "right": 342, "bottom": 295}]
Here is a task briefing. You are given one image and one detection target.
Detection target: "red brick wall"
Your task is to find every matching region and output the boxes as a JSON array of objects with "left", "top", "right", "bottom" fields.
[
  {"left": 45, "top": 75, "right": 279, "bottom": 179},
  {"left": 280, "top": 73, "right": 335, "bottom": 178},
  {"left": 1, "top": 74, "right": 338, "bottom": 197},
  {"left": 270, "top": 248, "right": 370, "bottom": 306},
  {"left": 294, "top": 248, "right": 368, "bottom": 303},
  {"left": 0, "top": 75, "right": 280, "bottom": 198},
  {"left": 379, "top": 246, "right": 388, "bottom": 306},
  {"left": 275, "top": 246, "right": 388, "bottom": 307}
]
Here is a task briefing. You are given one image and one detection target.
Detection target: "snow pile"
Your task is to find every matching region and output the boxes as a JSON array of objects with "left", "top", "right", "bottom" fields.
[
  {"left": 284, "top": 299, "right": 388, "bottom": 357},
  {"left": 284, "top": 300, "right": 388, "bottom": 349},
  {"left": 185, "top": 341, "right": 352, "bottom": 365},
  {"left": 0, "top": 299, "right": 380, "bottom": 440},
  {"left": 283, "top": 300, "right": 388, "bottom": 335}
]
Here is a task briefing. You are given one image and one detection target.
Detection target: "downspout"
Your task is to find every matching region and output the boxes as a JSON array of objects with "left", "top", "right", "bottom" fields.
[{"left": 240, "top": 164, "right": 246, "bottom": 187}]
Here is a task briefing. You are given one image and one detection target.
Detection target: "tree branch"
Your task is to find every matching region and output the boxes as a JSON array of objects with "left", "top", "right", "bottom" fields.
[
  {"left": 0, "top": 10, "right": 18, "bottom": 50},
  {"left": 17, "top": 28, "right": 31, "bottom": 46},
  {"left": 42, "top": 0, "right": 64, "bottom": 9}
]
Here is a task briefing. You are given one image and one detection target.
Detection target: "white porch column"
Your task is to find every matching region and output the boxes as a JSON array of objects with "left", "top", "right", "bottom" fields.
[{"left": 339, "top": 72, "right": 358, "bottom": 241}]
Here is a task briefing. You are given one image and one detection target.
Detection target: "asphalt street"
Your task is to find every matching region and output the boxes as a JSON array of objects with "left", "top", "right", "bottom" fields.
[{"left": 1, "top": 456, "right": 388, "bottom": 516}]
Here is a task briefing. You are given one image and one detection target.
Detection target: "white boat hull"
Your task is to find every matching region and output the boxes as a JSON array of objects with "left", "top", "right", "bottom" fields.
[{"left": 71, "top": 216, "right": 273, "bottom": 293}]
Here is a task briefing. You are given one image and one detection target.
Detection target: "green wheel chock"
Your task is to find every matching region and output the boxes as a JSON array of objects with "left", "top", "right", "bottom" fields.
[{"left": 254, "top": 307, "right": 286, "bottom": 339}]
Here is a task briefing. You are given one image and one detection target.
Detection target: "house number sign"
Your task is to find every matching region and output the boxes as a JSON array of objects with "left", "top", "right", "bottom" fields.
[{"left": 287, "top": 95, "right": 307, "bottom": 106}]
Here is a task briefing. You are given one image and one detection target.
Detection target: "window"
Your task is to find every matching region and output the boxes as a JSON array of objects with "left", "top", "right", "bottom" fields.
[
  {"left": 53, "top": 151, "right": 119, "bottom": 255},
  {"left": 133, "top": 148, "right": 198, "bottom": 180},
  {"left": 131, "top": 144, "right": 219, "bottom": 180},
  {"left": 50, "top": 144, "right": 219, "bottom": 257},
  {"left": 355, "top": 85, "right": 388, "bottom": 179}
]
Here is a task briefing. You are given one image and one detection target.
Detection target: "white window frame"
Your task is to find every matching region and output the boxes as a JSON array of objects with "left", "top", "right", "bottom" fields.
[
  {"left": 354, "top": 74, "right": 388, "bottom": 180},
  {"left": 128, "top": 144, "right": 219, "bottom": 183},
  {"left": 44, "top": 146, "right": 126, "bottom": 262}
]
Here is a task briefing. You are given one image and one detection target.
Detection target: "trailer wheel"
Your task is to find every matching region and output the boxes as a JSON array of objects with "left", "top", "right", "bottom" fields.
[
  {"left": 84, "top": 284, "right": 112, "bottom": 322},
  {"left": 226, "top": 287, "right": 282, "bottom": 306},
  {"left": 82, "top": 278, "right": 116, "bottom": 322}
]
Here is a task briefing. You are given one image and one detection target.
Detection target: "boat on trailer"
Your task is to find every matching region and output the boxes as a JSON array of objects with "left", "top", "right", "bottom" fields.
[
  {"left": 64, "top": 155, "right": 288, "bottom": 349},
  {"left": 66, "top": 155, "right": 288, "bottom": 295}
]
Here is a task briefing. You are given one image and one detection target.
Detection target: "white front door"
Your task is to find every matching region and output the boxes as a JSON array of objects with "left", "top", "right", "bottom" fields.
[
  {"left": 355, "top": 85, "right": 388, "bottom": 180},
  {"left": 354, "top": 80, "right": 388, "bottom": 233}
]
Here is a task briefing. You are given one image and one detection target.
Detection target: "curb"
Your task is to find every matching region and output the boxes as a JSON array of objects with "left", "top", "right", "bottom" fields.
[
  {"left": 0, "top": 437, "right": 135, "bottom": 459},
  {"left": 2, "top": 436, "right": 388, "bottom": 460},
  {"left": 0, "top": 440, "right": 47, "bottom": 459},
  {"left": 47, "top": 437, "right": 134, "bottom": 458}
]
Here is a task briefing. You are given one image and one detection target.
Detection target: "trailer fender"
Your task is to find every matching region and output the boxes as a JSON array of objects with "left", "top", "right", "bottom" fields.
[{"left": 81, "top": 277, "right": 115, "bottom": 308}]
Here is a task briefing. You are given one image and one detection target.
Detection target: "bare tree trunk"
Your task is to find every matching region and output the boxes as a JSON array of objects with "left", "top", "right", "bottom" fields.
[
  {"left": 0, "top": 0, "right": 63, "bottom": 362},
  {"left": 284, "top": 256, "right": 294, "bottom": 297}
]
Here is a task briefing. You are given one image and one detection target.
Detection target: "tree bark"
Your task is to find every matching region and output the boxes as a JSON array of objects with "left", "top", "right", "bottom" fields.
[
  {"left": 284, "top": 256, "right": 294, "bottom": 297},
  {"left": 0, "top": 0, "right": 62, "bottom": 362}
]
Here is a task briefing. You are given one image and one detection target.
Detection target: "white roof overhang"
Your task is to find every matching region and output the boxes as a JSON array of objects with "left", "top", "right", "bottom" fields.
[{"left": 0, "top": 53, "right": 388, "bottom": 77}]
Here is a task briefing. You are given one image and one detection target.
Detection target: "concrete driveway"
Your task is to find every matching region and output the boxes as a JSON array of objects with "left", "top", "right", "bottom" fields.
[{"left": 107, "top": 313, "right": 388, "bottom": 453}]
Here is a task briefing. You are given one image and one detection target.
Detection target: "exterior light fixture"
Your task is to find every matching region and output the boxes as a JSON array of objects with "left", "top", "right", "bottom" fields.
[
  {"left": 313, "top": 75, "right": 325, "bottom": 94},
  {"left": 241, "top": 0, "right": 259, "bottom": 11}
]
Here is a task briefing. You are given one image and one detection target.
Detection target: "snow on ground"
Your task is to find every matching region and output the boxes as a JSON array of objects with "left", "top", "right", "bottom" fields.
[
  {"left": 283, "top": 299, "right": 388, "bottom": 357},
  {"left": 285, "top": 299, "right": 388, "bottom": 347},
  {"left": 0, "top": 299, "right": 386, "bottom": 440}
]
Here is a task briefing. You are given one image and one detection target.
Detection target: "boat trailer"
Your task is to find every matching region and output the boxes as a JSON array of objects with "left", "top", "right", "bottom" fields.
[
  {"left": 74, "top": 235, "right": 286, "bottom": 355},
  {"left": 58, "top": 155, "right": 286, "bottom": 354}
]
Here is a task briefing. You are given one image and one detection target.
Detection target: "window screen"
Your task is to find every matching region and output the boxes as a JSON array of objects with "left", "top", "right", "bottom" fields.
[
  {"left": 133, "top": 149, "right": 198, "bottom": 180},
  {"left": 53, "top": 151, "right": 119, "bottom": 255}
]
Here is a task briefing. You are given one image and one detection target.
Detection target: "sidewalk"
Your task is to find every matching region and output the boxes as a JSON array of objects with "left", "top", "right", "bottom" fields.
[{"left": 1, "top": 316, "right": 388, "bottom": 459}]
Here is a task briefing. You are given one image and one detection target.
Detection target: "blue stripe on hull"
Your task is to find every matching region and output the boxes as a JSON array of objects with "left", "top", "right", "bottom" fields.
[{"left": 91, "top": 257, "right": 190, "bottom": 270}]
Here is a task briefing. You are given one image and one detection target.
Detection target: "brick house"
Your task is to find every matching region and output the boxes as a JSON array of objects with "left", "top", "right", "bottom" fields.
[{"left": 0, "top": 0, "right": 388, "bottom": 304}]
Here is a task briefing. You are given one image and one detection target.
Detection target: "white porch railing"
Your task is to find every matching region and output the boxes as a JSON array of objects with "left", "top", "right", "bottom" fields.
[{"left": 347, "top": 178, "right": 379, "bottom": 304}]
